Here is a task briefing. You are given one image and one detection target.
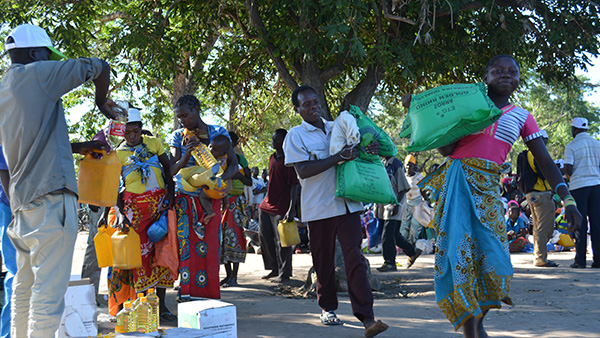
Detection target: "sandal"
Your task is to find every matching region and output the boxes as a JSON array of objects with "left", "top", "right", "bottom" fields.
[
  {"left": 160, "top": 312, "right": 177, "bottom": 322},
  {"left": 320, "top": 311, "right": 342, "bottom": 326}
]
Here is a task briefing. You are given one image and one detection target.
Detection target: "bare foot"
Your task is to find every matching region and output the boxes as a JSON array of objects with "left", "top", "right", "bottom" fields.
[
  {"left": 220, "top": 276, "right": 231, "bottom": 286},
  {"left": 222, "top": 280, "right": 239, "bottom": 288},
  {"left": 203, "top": 212, "right": 215, "bottom": 225},
  {"left": 364, "top": 319, "right": 388, "bottom": 338}
]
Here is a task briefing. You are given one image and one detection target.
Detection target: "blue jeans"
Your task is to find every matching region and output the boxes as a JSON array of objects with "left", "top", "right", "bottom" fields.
[{"left": 0, "top": 202, "right": 15, "bottom": 338}]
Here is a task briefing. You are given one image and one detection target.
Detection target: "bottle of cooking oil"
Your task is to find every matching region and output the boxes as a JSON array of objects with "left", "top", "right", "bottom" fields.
[
  {"left": 135, "top": 297, "right": 152, "bottom": 333},
  {"left": 146, "top": 288, "right": 160, "bottom": 331},
  {"left": 130, "top": 292, "right": 144, "bottom": 311},
  {"left": 115, "top": 301, "right": 135, "bottom": 333}
]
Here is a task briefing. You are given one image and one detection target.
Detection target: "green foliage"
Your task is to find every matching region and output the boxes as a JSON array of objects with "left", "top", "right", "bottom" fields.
[{"left": 1, "top": 0, "right": 599, "bottom": 171}]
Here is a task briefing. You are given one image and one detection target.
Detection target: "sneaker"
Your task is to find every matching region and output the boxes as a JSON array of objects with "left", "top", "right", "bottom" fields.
[
  {"left": 376, "top": 263, "right": 397, "bottom": 272},
  {"left": 591, "top": 262, "right": 600, "bottom": 268},
  {"left": 407, "top": 249, "right": 422, "bottom": 268}
]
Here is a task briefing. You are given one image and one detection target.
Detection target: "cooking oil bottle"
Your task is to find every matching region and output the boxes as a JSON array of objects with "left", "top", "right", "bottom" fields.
[
  {"left": 115, "top": 301, "right": 135, "bottom": 333},
  {"left": 146, "top": 288, "right": 160, "bottom": 331},
  {"left": 134, "top": 297, "right": 152, "bottom": 333}
]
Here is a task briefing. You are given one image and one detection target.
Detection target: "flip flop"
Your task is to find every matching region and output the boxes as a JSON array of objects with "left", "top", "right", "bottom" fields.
[
  {"left": 160, "top": 312, "right": 177, "bottom": 322},
  {"left": 320, "top": 311, "right": 342, "bottom": 325}
]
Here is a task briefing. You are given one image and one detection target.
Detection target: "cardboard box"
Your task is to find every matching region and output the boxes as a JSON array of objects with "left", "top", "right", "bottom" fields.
[
  {"left": 58, "top": 281, "right": 97, "bottom": 338},
  {"left": 178, "top": 299, "right": 237, "bottom": 337}
]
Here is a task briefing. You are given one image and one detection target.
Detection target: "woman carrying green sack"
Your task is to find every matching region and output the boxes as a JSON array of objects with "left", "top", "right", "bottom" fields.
[{"left": 404, "top": 55, "right": 582, "bottom": 338}]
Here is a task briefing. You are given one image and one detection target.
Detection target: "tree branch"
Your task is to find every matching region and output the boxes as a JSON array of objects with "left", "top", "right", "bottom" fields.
[
  {"left": 100, "top": 11, "right": 127, "bottom": 23},
  {"left": 245, "top": 0, "right": 298, "bottom": 90}
]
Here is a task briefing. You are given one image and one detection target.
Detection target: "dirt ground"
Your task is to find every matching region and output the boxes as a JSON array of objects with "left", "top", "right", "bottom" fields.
[{"left": 30, "top": 231, "right": 600, "bottom": 337}]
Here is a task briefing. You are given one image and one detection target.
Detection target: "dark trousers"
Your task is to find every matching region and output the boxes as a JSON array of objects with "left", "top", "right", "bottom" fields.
[
  {"left": 380, "top": 219, "right": 416, "bottom": 265},
  {"left": 571, "top": 185, "right": 600, "bottom": 266},
  {"left": 308, "top": 212, "right": 374, "bottom": 322},
  {"left": 258, "top": 209, "right": 293, "bottom": 278}
]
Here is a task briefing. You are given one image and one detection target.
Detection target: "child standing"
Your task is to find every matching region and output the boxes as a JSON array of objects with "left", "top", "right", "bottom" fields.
[
  {"left": 0, "top": 24, "right": 119, "bottom": 337},
  {"left": 404, "top": 54, "right": 581, "bottom": 338}
]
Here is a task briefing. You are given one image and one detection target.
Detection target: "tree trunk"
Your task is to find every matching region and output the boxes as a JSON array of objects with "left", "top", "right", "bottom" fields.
[
  {"left": 340, "top": 64, "right": 384, "bottom": 113},
  {"left": 300, "top": 60, "right": 333, "bottom": 121}
]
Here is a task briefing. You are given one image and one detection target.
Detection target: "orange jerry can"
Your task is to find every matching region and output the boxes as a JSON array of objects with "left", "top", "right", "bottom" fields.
[
  {"left": 78, "top": 150, "right": 122, "bottom": 207},
  {"left": 111, "top": 227, "right": 143, "bottom": 269},
  {"left": 94, "top": 225, "right": 114, "bottom": 268}
]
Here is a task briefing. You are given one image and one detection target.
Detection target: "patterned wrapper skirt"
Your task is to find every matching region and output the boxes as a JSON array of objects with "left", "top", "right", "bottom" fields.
[
  {"left": 420, "top": 158, "right": 513, "bottom": 330},
  {"left": 107, "top": 189, "right": 174, "bottom": 315},
  {"left": 175, "top": 192, "right": 221, "bottom": 301},
  {"left": 221, "top": 194, "right": 249, "bottom": 264}
]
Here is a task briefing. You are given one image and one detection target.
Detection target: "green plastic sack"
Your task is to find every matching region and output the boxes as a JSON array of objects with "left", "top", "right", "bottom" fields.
[
  {"left": 400, "top": 82, "right": 503, "bottom": 152},
  {"left": 347, "top": 105, "right": 398, "bottom": 160},
  {"left": 335, "top": 158, "right": 398, "bottom": 204}
]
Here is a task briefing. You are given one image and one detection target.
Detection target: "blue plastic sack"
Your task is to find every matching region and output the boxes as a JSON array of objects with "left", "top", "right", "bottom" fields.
[{"left": 147, "top": 211, "right": 168, "bottom": 243}]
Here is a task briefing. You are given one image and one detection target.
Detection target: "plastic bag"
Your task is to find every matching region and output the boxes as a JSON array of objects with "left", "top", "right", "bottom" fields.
[
  {"left": 413, "top": 201, "right": 434, "bottom": 228},
  {"left": 347, "top": 105, "right": 397, "bottom": 159},
  {"left": 335, "top": 158, "right": 397, "bottom": 204},
  {"left": 400, "top": 82, "right": 503, "bottom": 152},
  {"left": 154, "top": 209, "right": 179, "bottom": 279},
  {"left": 147, "top": 211, "right": 168, "bottom": 243},
  {"left": 329, "top": 110, "right": 361, "bottom": 155}
]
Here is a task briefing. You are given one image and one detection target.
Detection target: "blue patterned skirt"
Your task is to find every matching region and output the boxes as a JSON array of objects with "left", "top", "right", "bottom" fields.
[{"left": 420, "top": 158, "right": 513, "bottom": 330}]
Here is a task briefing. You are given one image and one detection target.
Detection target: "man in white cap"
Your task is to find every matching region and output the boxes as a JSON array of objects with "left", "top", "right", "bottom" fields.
[
  {"left": 564, "top": 117, "right": 600, "bottom": 269},
  {"left": 0, "top": 24, "right": 119, "bottom": 337},
  {"left": 522, "top": 130, "right": 558, "bottom": 267}
]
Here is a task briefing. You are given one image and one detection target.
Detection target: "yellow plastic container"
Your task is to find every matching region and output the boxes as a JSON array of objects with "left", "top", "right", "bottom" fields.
[
  {"left": 277, "top": 220, "right": 301, "bottom": 247},
  {"left": 94, "top": 225, "right": 114, "bottom": 268},
  {"left": 558, "top": 233, "right": 575, "bottom": 247},
  {"left": 111, "top": 227, "right": 143, "bottom": 269},
  {"left": 203, "top": 179, "right": 231, "bottom": 200},
  {"left": 78, "top": 150, "right": 122, "bottom": 207}
]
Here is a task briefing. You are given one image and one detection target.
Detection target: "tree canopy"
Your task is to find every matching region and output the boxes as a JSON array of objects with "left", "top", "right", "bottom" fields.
[{"left": 1, "top": 0, "right": 599, "bottom": 168}]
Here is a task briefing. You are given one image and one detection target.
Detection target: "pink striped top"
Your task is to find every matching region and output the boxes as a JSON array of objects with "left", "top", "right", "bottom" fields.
[{"left": 449, "top": 104, "right": 542, "bottom": 164}]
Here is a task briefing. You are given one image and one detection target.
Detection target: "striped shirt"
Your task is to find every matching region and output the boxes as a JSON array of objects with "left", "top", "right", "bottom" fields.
[
  {"left": 450, "top": 104, "right": 541, "bottom": 164},
  {"left": 564, "top": 132, "right": 600, "bottom": 190}
]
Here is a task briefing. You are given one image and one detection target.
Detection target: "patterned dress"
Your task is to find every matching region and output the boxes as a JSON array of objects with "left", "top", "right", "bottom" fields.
[
  {"left": 419, "top": 104, "right": 542, "bottom": 330},
  {"left": 169, "top": 125, "right": 231, "bottom": 301}
]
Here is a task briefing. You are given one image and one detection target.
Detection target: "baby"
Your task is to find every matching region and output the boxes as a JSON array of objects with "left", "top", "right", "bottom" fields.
[{"left": 191, "top": 134, "right": 231, "bottom": 224}]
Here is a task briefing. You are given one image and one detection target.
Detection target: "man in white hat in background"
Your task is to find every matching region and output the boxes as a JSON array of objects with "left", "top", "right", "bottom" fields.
[
  {"left": 564, "top": 117, "right": 600, "bottom": 269},
  {"left": 0, "top": 23, "right": 119, "bottom": 337}
]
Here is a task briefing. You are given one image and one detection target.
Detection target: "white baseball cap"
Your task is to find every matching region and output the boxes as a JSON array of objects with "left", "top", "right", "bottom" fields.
[
  {"left": 127, "top": 108, "right": 142, "bottom": 123},
  {"left": 571, "top": 117, "right": 589, "bottom": 130},
  {"left": 5, "top": 24, "right": 66, "bottom": 61}
]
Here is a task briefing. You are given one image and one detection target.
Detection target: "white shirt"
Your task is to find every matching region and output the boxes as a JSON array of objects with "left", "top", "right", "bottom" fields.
[
  {"left": 564, "top": 132, "right": 600, "bottom": 190},
  {"left": 406, "top": 172, "right": 424, "bottom": 200},
  {"left": 283, "top": 119, "right": 363, "bottom": 222},
  {"left": 251, "top": 176, "right": 266, "bottom": 205}
]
